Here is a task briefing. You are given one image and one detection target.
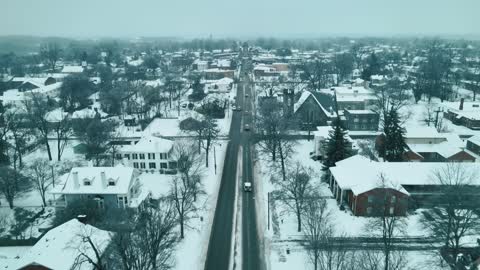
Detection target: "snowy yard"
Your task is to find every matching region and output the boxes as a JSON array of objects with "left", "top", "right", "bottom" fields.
[
  {"left": 254, "top": 139, "right": 447, "bottom": 269},
  {"left": 174, "top": 141, "right": 228, "bottom": 270}
]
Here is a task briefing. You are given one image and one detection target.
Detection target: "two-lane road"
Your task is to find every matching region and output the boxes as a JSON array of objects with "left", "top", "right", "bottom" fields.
[{"left": 204, "top": 62, "right": 262, "bottom": 270}]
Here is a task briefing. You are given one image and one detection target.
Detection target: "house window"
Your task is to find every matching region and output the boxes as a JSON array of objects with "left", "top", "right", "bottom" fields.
[
  {"left": 124, "top": 154, "right": 130, "bottom": 160},
  {"left": 108, "top": 180, "right": 116, "bottom": 186},
  {"left": 140, "top": 163, "right": 146, "bottom": 169},
  {"left": 148, "top": 153, "right": 155, "bottom": 159},
  {"left": 133, "top": 162, "right": 139, "bottom": 169},
  {"left": 149, "top": 162, "right": 156, "bottom": 169},
  {"left": 389, "top": 207, "right": 395, "bottom": 215},
  {"left": 367, "top": 196, "right": 373, "bottom": 203},
  {"left": 367, "top": 207, "right": 373, "bottom": 215},
  {"left": 84, "top": 180, "right": 91, "bottom": 186},
  {"left": 391, "top": 196, "right": 396, "bottom": 203},
  {"left": 139, "top": 154, "right": 145, "bottom": 159},
  {"left": 132, "top": 154, "right": 138, "bottom": 160},
  {"left": 115, "top": 154, "right": 122, "bottom": 159},
  {"left": 160, "top": 153, "right": 166, "bottom": 159},
  {"left": 117, "top": 196, "right": 128, "bottom": 208},
  {"left": 160, "top": 163, "right": 168, "bottom": 169},
  {"left": 354, "top": 118, "right": 359, "bottom": 123}
]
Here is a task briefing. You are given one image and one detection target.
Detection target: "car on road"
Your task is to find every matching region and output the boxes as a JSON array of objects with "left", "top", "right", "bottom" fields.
[
  {"left": 245, "top": 94, "right": 249, "bottom": 98},
  {"left": 244, "top": 124, "right": 250, "bottom": 131},
  {"left": 244, "top": 182, "right": 252, "bottom": 192}
]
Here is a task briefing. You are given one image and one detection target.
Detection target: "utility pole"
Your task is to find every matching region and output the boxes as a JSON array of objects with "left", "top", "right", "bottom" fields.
[
  {"left": 267, "top": 192, "right": 270, "bottom": 230},
  {"left": 213, "top": 146, "right": 217, "bottom": 175}
]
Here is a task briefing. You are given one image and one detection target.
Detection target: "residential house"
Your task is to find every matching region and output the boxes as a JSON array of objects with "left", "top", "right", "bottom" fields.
[
  {"left": 204, "top": 68, "right": 235, "bottom": 80},
  {"left": 401, "top": 126, "right": 475, "bottom": 162},
  {"left": 329, "top": 155, "right": 480, "bottom": 216},
  {"left": 343, "top": 109, "right": 379, "bottom": 131},
  {"left": 118, "top": 135, "right": 177, "bottom": 174},
  {"left": 293, "top": 90, "right": 336, "bottom": 129},
  {"left": 466, "top": 135, "right": 480, "bottom": 158},
  {"left": 443, "top": 99, "right": 480, "bottom": 130},
  {"left": 61, "top": 65, "right": 84, "bottom": 74},
  {"left": 16, "top": 218, "right": 111, "bottom": 270},
  {"left": 50, "top": 165, "right": 141, "bottom": 209},
  {"left": 323, "top": 86, "right": 377, "bottom": 111}
]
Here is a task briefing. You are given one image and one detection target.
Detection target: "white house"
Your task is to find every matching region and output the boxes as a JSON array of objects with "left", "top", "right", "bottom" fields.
[
  {"left": 118, "top": 135, "right": 177, "bottom": 173},
  {"left": 50, "top": 165, "right": 141, "bottom": 209}
]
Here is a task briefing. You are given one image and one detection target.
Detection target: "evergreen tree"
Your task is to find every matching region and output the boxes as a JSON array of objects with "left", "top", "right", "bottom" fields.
[
  {"left": 322, "top": 118, "right": 351, "bottom": 171},
  {"left": 381, "top": 107, "right": 406, "bottom": 162}
]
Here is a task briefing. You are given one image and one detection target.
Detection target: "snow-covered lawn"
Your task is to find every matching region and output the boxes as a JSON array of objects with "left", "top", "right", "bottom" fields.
[
  {"left": 269, "top": 245, "right": 448, "bottom": 270},
  {"left": 173, "top": 141, "right": 228, "bottom": 270},
  {"left": 254, "top": 139, "right": 444, "bottom": 269}
]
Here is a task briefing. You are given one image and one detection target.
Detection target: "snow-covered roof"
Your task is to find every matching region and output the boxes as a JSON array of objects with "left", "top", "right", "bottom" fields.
[
  {"left": 120, "top": 135, "right": 173, "bottom": 154},
  {"left": 468, "top": 135, "right": 480, "bottom": 146},
  {"left": 51, "top": 165, "right": 137, "bottom": 195},
  {"left": 294, "top": 91, "right": 335, "bottom": 117},
  {"left": 442, "top": 101, "right": 480, "bottom": 120},
  {"left": 143, "top": 118, "right": 183, "bottom": 137},
  {"left": 405, "top": 126, "right": 445, "bottom": 139},
  {"left": 17, "top": 219, "right": 111, "bottom": 270},
  {"left": 61, "top": 65, "right": 84, "bottom": 73},
  {"left": 330, "top": 155, "right": 480, "bottom": 196}
]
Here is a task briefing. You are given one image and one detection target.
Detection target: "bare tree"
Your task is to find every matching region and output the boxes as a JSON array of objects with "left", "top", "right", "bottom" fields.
[
  {"left": 4, "top": 109, "right": 30, "bottom": 168},
  {"left": 373, "top": 77, "right": 411, "bottom": 124},
  {"left": 170, "top": 175, "right": 198, "bottom": 239},
  {"left": 40, "top": 42, "right": 61, "bottom": 72},
  {"left": 50, "top": 111, "right": 73, "bottom": 161},
  {"left": 172, "top": 140, "right": 205, "bottom": 201},
  {"left": 277, "top": 162, "right": 315, "bottom": 232},
  {"left": 367, "top": 174, "right": 407, "bottom": 270},
  {"left": 111, "top": 202, "right": 178, "bottom": 270},
  {"left": 23, "top": 92, "right": 54, "bottom": 161},
  {"left": 256, "top": 97, "right": 295, "bottom": 181},
  {"left": 0, "top": 165, "right": 30, "bottom": 208},
  {"left": 421, "top": 163, "right": 480, "bottom": 268},
  {"left": 26, "top": 159, "right": 54, "bottom": 207},
  {"left": 201, "top": 116, "right": 219, "bottom": 168},
  {"left": 302, "top": 195, "right": 331, "bottom": 270},
  {"left": 299, "top": 59, "right": 333, "bottom": 91},
  {"left": 355, "top": 249, "right": 407, "bottom": 270},
  {"left": 71, "top": 228, "right": 110, "bottom": 270}
]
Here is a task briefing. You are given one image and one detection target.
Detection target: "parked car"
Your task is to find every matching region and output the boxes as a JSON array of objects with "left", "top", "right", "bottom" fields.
[{"left": 244, "top": 124, "right": 250, "bottom": 131}]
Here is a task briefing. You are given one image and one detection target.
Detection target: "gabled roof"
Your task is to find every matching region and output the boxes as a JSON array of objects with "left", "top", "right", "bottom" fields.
[
  {"left": 17, "top": 219, "right": 111, "bottom": 270},
  {"left": 294, "top": 90, "right": 336, "bottom": 117}
]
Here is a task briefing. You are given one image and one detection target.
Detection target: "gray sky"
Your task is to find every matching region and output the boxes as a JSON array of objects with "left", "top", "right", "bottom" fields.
[{"left": 2, "top": 0, "right": 480, "bottom": 38}]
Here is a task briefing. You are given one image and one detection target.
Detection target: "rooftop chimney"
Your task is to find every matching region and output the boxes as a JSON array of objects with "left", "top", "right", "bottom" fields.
[
  {"left": 73, "top": 171, "right": 79, "bottom": 189},
  {"left": 77, "top": 215, "right": 87, "bottom": 224},
  {"left": 101, "top": 171, "right": 107, "bottom": 188},
  {"left": 459, "top": 98, "right": 464, "bottom": 110}
]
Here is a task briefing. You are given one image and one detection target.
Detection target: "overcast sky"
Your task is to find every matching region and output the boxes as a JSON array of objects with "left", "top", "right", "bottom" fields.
[{"left": 2, "top": 0, "right": 480, "bottom": 38}]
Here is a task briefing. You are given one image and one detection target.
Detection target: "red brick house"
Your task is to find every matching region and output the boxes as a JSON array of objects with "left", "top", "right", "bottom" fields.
[{"left": 329, "top": 155, "right": 480, "bottom": 216}]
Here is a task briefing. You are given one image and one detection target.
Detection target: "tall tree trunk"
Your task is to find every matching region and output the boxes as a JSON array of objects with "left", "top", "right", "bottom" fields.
[
  {"left": 205, "top": 147, "right": 209, "bottom": 167},
  {"left": 278, "top": 142, "right": 286, "bottom": 182},
  {"left": 45, "top": 138, "right": 53, "bottom": 161},
  {"left": 180, "top": 215, "right": 184, "bottom": 239}
]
